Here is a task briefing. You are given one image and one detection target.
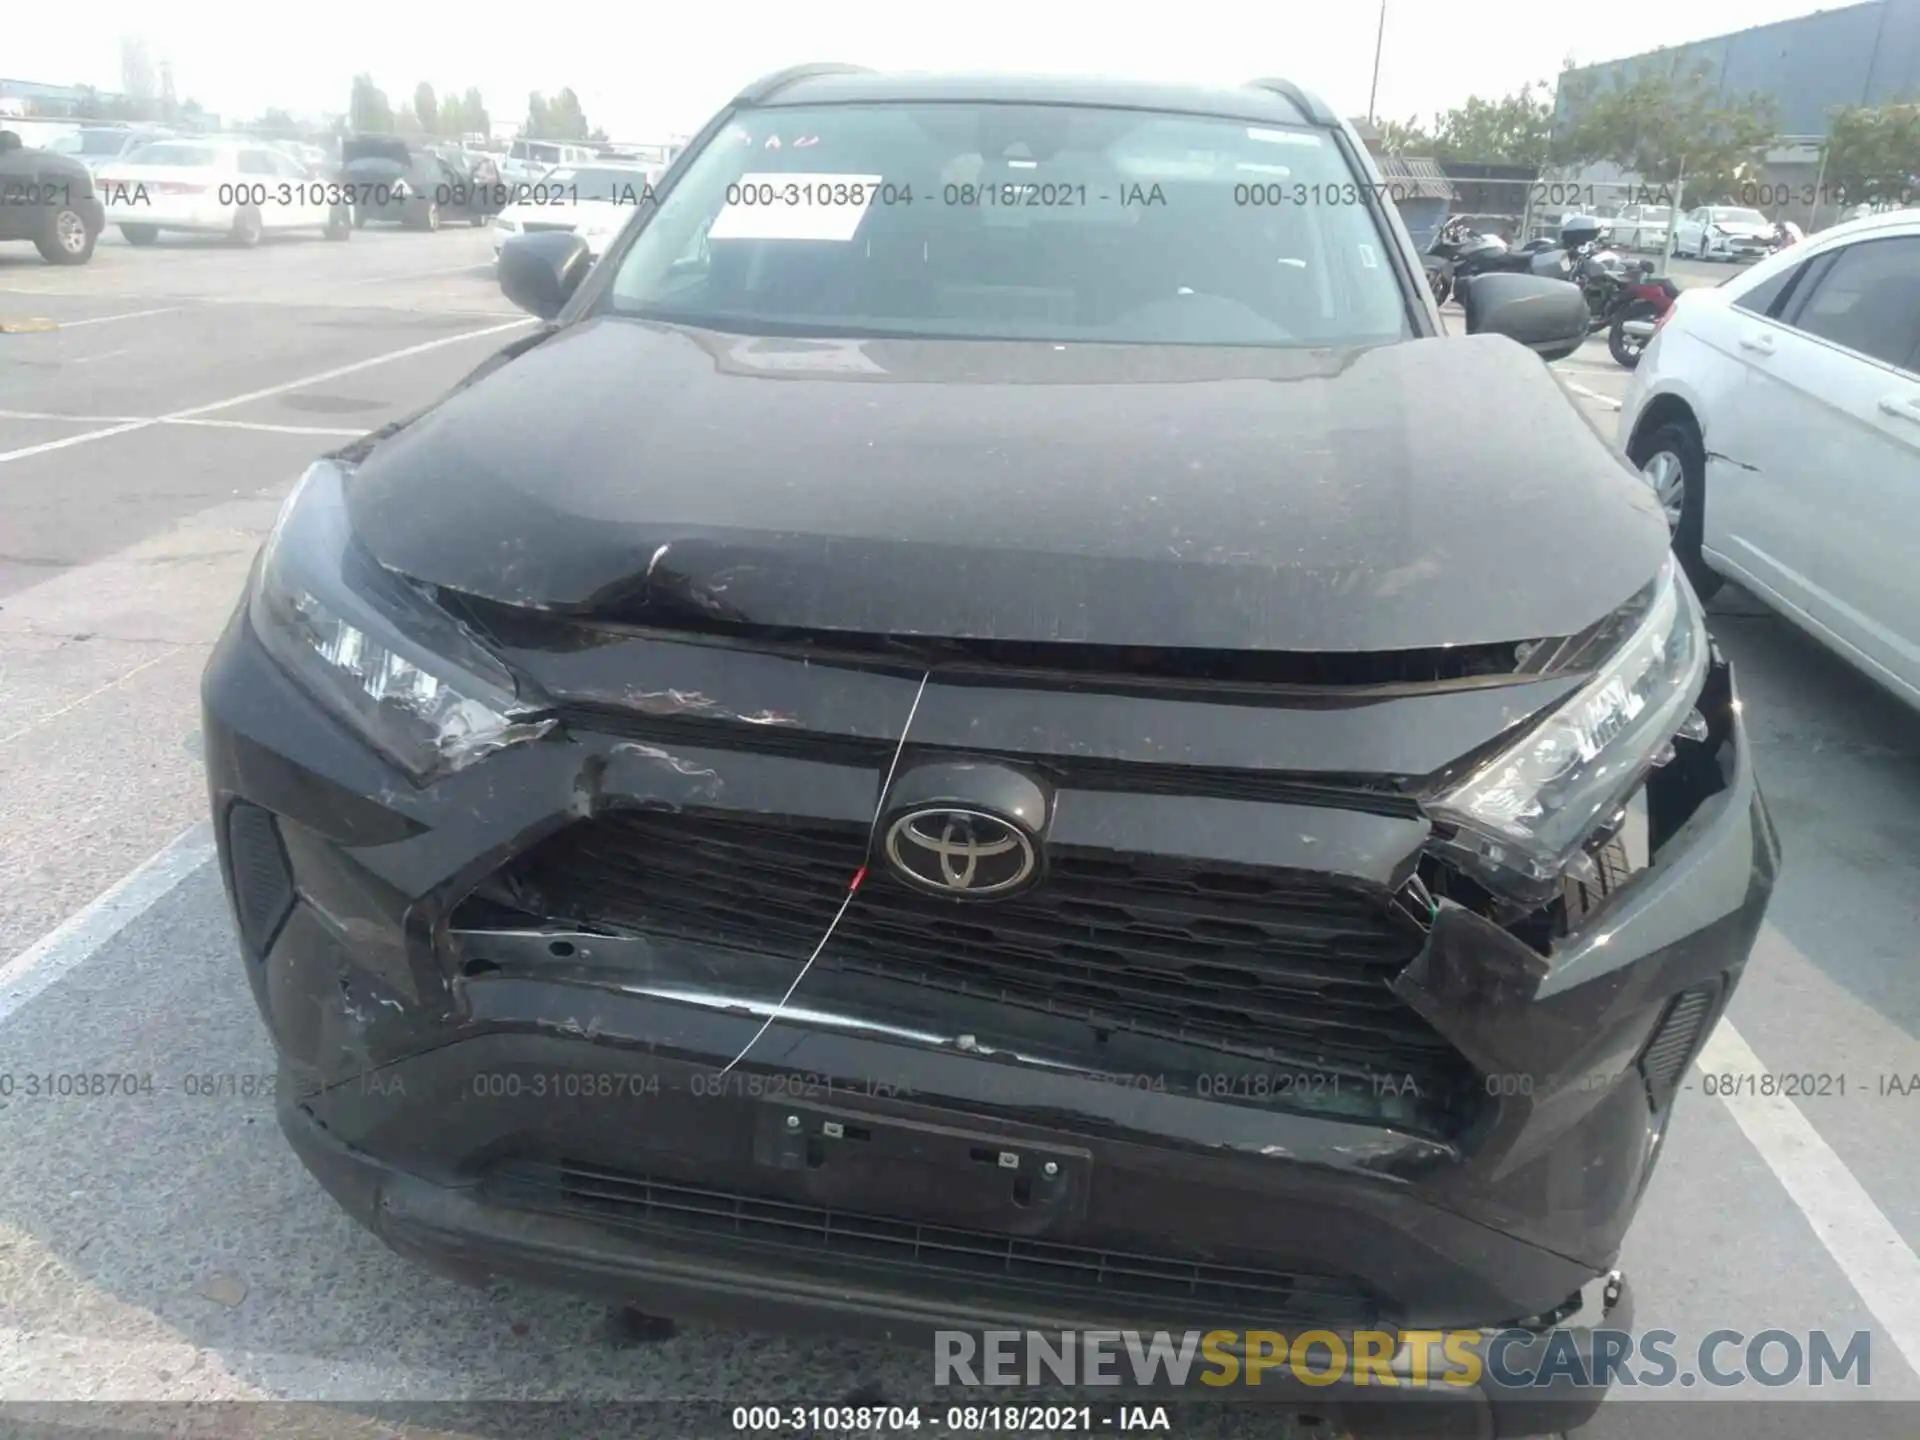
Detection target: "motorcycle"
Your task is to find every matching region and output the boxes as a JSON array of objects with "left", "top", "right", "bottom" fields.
[
  {"left": 1426, "top": 216, "right": 1570, "bottom": 305},
  {"left": 1582, "top": 247, "right": 1680, "bottom": 368}
]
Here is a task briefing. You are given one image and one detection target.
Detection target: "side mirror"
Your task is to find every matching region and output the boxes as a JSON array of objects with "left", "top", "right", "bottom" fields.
[
  {"left": 0, "top": 130, "right": 21, "bottom": 154},
  {"left": 498, "top": 231, "right": 593, "bottom": 320},
  {"left": 1462, "top": 272, "right": 1590, "bottom": 361}
]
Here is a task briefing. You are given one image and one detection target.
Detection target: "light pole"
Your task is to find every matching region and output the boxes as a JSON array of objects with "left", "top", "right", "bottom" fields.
[{"left": 1368, "top": 1, "right": 1387, "bottom": 125}]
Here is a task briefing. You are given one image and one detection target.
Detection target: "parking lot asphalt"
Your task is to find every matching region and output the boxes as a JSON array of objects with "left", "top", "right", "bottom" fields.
[{"left": 1, "top": 229, "right": 1916, "bottom": 1439}]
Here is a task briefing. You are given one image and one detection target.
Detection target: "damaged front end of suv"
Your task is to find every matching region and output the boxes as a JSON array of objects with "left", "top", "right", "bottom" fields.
[{"left": 202, "top": 68, "right": 1778, "bottom": 1440}]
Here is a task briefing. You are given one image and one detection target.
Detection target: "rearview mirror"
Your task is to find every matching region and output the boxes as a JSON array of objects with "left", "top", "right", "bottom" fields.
[
  {"left": 498, "top": 231, "right": 594, "bottom": 320},
  {"left": 1461, "top": 272, "right": 1590, "bottom": 362}
]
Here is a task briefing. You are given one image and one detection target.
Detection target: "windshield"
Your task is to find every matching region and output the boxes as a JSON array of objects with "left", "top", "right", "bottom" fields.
[
  {"left": 602, "top": 102, "right": 1412, "bottom": 347},
  {"left": 49, "top": 131, "right": 131, "bottom": 156},
  {"left": 1711, "top": 208, "right": 1767, "bottom": 225},
  {"left": 124, "top": 143, "right": 219, "bottom": 167},
  {"left": 544, "top": 166, "right": 659, "bottom": 203}
]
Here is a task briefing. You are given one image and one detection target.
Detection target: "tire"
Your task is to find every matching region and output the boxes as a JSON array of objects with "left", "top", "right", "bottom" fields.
[
  {"left": 323, "top": 207, "right": 351, "bottom": 240},
  {"left": 229, "top": 205, "right": 264, "bottom": 248},
  {"left": 1608, "top": 300, "right": 1658, "bottom": 370},
  {"left": 421, "top": 201, "right": 441, "bottom": 232},
  {"left": 1627, "top": 418, "right": 1722, "bottom": 599},
  {"left": 36, "top": 206, "right": 97, "bottom": 265},
  {"left": 352, "top": 207, "right": 367, "bottom": 228},
  {"left": 1563, "top": 834, "right": 1632, "bottom": 926},
  {"left": 1696, "top": 234, "right": 1709, "bottom": 260},
  {"left": 469, "top": 211, "right": 488, "bottom": 228},
  {"left": 119, "top": 223, "right": 159, "bottom": 246}
]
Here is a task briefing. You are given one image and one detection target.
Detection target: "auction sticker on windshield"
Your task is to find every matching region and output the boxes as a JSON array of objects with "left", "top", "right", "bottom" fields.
[{"left": 708, "top": 173, "right": 887, "bottom": 242}]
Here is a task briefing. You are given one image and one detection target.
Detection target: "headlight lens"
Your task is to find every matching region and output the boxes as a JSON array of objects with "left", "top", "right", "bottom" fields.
[
  {"left": 249, "top": 460, "right": 554, "bottom": 783},
  {"left": 1429, "top": 555, "right": 1708, "bottom": 901}
]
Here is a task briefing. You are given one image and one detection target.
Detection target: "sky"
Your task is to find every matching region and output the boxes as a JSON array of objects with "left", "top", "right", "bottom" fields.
[{"left": 8, "top": 0, "right": 1846, "bottom": 140}]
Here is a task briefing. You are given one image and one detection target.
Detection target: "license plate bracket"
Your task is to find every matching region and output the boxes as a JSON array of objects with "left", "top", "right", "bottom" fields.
[{"left": 753, "top": 1099, "right": 1090, "bottom": 1230}]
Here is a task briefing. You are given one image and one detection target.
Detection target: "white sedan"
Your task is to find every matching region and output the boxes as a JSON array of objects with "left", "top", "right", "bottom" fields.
[
  {"left": 95, "top": 139, "right": 350, "bottom": 247},
  {"left": 1672, "top": 205, "right": 1776, "bottom": 262},
  {"left": 1608, "top": 203, "right": 1673, "bottom": 253},
  {"left": 1617, "top": 208, "right": 1920, "bottom": 709},
  {"left": 491, "top": 163, "right": 662, "bottom": 263}
]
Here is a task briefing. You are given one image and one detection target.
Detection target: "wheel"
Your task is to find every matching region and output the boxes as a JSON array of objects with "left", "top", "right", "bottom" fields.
[
  {"left": 119, "top": 223, "right": 159, "bottom": 245},
  {"left": 229, "top": 205, "right": 264, "bottom": 247},
  {"left": 469, "top": 211, "right": 488, "bottom": 228},
  {"left": 1608, "top": 300, "right": 1658, "bottom": 369},
  {"left": 36, "top": 206, "right": 97, "bottom": 264},
  {"left": 1696, "top": 234, "right": 1709, "bottom": 260},
  {"left": 352, "top": 207, "right": 367, "bottom": 228},
  {"left": 1627, "top": 419, "right": 1722, "bottom": 599},
  {"left": 323, "top": 207, "right": 351, "bottom": 240},
  {"left": 421, "top": 201, "right": 441, "bottom": 232}
]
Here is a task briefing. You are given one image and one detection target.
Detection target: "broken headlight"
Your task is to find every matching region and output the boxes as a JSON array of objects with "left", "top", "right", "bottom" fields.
[
  {"left": 249, "top": 459, "right": 554, "bottom": 783},
  {"left": 1429, "top": 554, "right": 1708, "bottom": 904}
]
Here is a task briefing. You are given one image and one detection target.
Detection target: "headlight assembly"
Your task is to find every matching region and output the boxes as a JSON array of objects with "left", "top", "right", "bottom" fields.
[
  {"left": 249, "top": 460, "right": 555, "bottom": 783},
  {"left": 1428, "top": 555, "right": 1709, "bottom": 904}
]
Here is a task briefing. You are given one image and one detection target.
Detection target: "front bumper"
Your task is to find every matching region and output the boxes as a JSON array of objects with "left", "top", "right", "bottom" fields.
[
  {"left": 105, "top": 199, "right": 237, "bottom": 231},
  {"left": 203, "top": 595, "right": 1774, "bottom": 1429}
]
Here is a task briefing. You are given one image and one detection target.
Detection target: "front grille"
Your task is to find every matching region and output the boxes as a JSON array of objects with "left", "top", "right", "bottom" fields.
[
  {"left": 470, "top": 811, "right": 1475, "bottom": 1122},
  {"left": 486, "top": 1158, "right": 1378, "bottom": 1325}
]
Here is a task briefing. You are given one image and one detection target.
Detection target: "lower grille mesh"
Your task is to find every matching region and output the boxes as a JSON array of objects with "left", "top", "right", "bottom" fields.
[
  {"left": 487, "top": 1158, "right": 1378, "bottom": 1324},
  {"left": 469, "top": 811, "right": 1476, "bottom": 1124}
]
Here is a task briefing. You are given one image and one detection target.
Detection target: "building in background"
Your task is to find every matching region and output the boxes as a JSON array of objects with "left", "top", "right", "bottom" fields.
[
  {"left": 1556, "top": 0, "right": 1920, "bottom": 139},
  {"left": 1555, "top": 0, "right": 1920, "bottom": 227}
]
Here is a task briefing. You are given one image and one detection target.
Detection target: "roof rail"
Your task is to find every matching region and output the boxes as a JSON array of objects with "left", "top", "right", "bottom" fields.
[
  {"left": 1242, "top": 77, "right": 1336, "bottom": 125},
  {"left": 734, "top": 63, "right": 874, "bottom": 106}
]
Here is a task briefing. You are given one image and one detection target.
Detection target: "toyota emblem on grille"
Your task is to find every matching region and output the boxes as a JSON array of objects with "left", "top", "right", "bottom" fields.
[{"left": 883, "top": 807, "right": 1037, "bottom": 898}]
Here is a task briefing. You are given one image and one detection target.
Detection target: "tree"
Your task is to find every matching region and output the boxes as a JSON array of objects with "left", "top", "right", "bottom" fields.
[
  {"left": 1821, "top": 100, "right": 1920, "bottom": 208},
  {"left": 1376, "top": 117, "right": 1435, "bottom": 156},
  {"left": 461, "top": 87, "right": 489, "bottom": 140},
  {"left": 547, "top": 87, "right": 590, "bottom": 140},
  {"left": 120, "top": 37, "right": 156, "bottom": 108},
  {"left": 258, "top": 107, "right": 296, "bottom": 137},
  {"left": 1429, "top": 81, "right": 1555, "bottom": 167},
  {"left": 414, "top": 82, "right": 439, "bottom": 135},
  {"left": 350, "top": 73, "right": 394, "bottom": 133},
  {"left": 525, "top": 91, "right": 551, "bottom": 138},
  {"left": 1555, "top": 60, "right": 1777, "bottom": 201}
]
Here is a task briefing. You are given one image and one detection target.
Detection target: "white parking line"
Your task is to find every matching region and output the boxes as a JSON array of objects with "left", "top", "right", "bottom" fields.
[
  {"left": 0, "top": 822, "right": 213, "bottom": 1026},
  {"left": 0, "top": 316, "right": 533, "bottom": 466},
  {"left": 1698, "top": 1020, "right": 1920, "bottom": 1374},
  {"left": 1564, "top": 380, "right": 1623, "bottom": 411},
  {"left": 0, "top": 410, "right": 364, "bottom": 436},
  {"left": 56, "top": 306, "right": 185, "bottom": 329}
]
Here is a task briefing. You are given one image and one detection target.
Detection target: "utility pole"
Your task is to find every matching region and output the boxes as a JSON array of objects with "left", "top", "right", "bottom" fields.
[{"left": 1368, "top": 1, "right": 1387, "bottom": 124}]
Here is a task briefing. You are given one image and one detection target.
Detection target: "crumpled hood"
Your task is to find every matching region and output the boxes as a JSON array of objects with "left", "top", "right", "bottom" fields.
[{"left": 346, "top": 319, "right": 1670, "bottom": 652}]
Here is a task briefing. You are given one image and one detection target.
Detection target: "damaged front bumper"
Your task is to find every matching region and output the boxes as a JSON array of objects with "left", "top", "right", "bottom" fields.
[{"left": 203, "top": 593, "right": 1774, "bottom": 1431}]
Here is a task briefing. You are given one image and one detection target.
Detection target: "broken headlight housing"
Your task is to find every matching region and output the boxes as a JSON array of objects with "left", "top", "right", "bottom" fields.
[
  {"left": 1429, "top": 554, "right": 1708, "bottom": 905},
  {"left": 249, "top": 459, "right": 554, "bottom": 783}
]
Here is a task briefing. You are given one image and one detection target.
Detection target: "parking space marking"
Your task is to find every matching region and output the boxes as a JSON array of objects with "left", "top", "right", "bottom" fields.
[
  {"left": 55, "top": 306, "right": 185, "bottom": 329},
  {"left": 163, "top": 418, "right": 370, "bottom": 437},
  {"left": 0, "top": 822, "right": 212, "bottom": 1028},
  {"left": 338, "top": 263, "right": 495, "bottom": 287},
  {"left": 1564, "top": 380, "right": 1623, "bottom": 411},
  {"left": 0, "top": 316, "right": 533, "bottom": 467},
  {"left": 1700, "top": 1020, "right": 1920, "bottom": 1373}
]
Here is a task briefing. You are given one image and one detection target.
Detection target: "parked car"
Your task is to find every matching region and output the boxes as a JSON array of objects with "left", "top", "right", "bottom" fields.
[
  {"left": 1673, "top": 205, "right": 1775, "bottom": 262},
  {"left": 499, "top": 136, "right": 597, "bottom": 186},
  {"left": 42, "top": 124, "right": 176, "bottom": 172},
  {"left": 1620, "top": 208, "right": 1920, "bottom": 707},
  {"left": 203, "top": 65, "right": 1775, "bottom": 1439},
  {"left": 338, "top": 134, "right": 498, "bottom": 229},
  {"left": 1608, "top": 203, "right": 1673, "bottom": 254},
  {"left": 95, "top": 138, "right": 351, "bottom": 246},
  {"left": 490, "top": 161, "right": 662, "bottom": 262},
  {"left": 0, "top": 127, "right": 105, "bottom": 264}
]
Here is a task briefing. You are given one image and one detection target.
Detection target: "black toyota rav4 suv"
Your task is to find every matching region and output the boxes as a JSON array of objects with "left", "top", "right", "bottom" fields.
[{"left": 203, "top": 67, "right": 1777, "bottom": 1436}]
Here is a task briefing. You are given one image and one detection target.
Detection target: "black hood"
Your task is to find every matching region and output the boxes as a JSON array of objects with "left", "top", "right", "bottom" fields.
[{"left": 346, "top": 320, "right": 1670, "bottom": 653}]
